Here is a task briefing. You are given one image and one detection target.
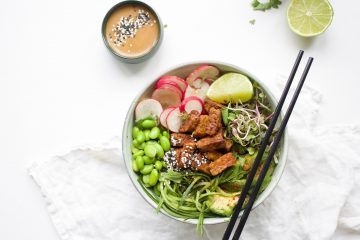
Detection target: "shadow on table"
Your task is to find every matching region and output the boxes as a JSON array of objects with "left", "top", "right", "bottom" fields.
[
  {"left": 290, "top": 33, "right": 317, "bottom": 49},
  {"left": 108, "top": 56, "right": 153, "bottom": 75}
]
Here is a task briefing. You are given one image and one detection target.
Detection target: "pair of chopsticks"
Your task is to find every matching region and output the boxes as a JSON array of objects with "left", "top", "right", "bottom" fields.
[{"left": 223, "top": 50, "right": 313, "bottom": 240}]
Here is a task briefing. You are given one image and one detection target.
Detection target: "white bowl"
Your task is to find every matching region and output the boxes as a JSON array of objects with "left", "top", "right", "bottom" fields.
[{"left": 122, "top": 61, "right": 288, "bottom": 225}]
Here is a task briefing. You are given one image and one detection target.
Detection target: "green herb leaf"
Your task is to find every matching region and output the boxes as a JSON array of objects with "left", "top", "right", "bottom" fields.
[
  {"left": 247, "top": 147, "right": 256, "bottom": 155},
  {"left": 221, "top": 108, "right": 229, "bottom": 126},
  {"left": 252, "top": 0, "right": 282, "bottom": 11},
  {"left": 249, "top": 19, "right": 256, "bottom": 25}
]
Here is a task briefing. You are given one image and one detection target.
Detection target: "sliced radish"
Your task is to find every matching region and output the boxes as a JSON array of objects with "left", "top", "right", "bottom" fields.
[
  {"left": 166, "top": 107, "right": 182, "bottom": 133},
  {"left": 186, "top": 65, "right": 220, "bottom": 88},
  {"left": 180, "top": 96, "right": 204, "bottom": 114},
  {"left": 192, "top": 78, "right": 203, "bottom": 89},
  {"left": 184, "top": 81, "right": 210, "bottom": 101},
  {"left": 160, "top": 107, "right": 175, "bottom": 128},
  {"left": 135, "top": 99, "right": 163, "bottom": 121},
  {"left": 159, "top": 76, "right": 187, "bottom": 92},
  {"left": 152, "top": 88, "right": 182, "bottom": 109},
  {"left": 204, "top": 79, "right": 214, "bottom": 85},
  {"left": 157, "top": 84, "right": 183, "bottom": 100},
  {"left": 156, "top": 79, "right": 184, "bottom": 94},
  {"left": 157, "top": 83, "right": 183, "bottom": 99}
]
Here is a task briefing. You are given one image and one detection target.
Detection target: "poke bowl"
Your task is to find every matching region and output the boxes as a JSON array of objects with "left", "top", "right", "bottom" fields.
[{"left": 122, "top": 62, "right": 288, "bottom": 229}]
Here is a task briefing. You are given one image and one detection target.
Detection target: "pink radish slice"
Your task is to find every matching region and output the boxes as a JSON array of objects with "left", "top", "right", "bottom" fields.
[
  {"left": 135, "top": 99, "right": 163, "bottom": 121},
  {"left": 204, "top": 79, "right": 214, "bottom": 85},
  {"left": 152, "top": 88, "right": 181, "bottom": 109},
  {"left": 184, "top": 81, "right": 210, "bottom": 101},
  {"left": 186, "top": 65, "right": 220, "bottom": 88},
  {"left": 157, "top": 84, "right": 183, "bottom": 100},
  {"left": 192, "top": 78, "right": 203, "bottom": 89},
  {"left": 166, "top": 107, "right": 182, "bottom": 133},
  {"left": 180, "top": 96, "right": 204, "bottom": 114},
  {"left": 158, "top": 76, "right": 188, "bottom": 92},
  {"left": 160, "top": 107, "right": 175, "bottom": 128},
  {"left": 156, "top": 79, "right": 184, "bottom": 94}
]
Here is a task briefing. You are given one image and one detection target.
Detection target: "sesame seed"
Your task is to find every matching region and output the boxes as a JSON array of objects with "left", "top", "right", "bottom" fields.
[{"left": 109, "top": 9, "right": 152, "bottom": 46}]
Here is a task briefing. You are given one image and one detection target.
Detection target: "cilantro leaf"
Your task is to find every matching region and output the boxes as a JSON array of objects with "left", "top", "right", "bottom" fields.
[
  {"left": 252, "top": 0, "right": 282, "bottom": 11},
  {"left": 249, "top": 19, "right": 256, "bottom": 25}
]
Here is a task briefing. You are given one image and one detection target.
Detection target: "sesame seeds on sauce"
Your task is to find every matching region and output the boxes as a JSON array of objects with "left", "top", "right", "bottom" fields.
[
  {"left": 109, "top": 10, "right": 152, "bottom": 46},
  {"left": 164, "top": 149, "right": 178, "bottom": 170},
  {"left": 105, "top": 4, "right": 159, "bottom": 57}
]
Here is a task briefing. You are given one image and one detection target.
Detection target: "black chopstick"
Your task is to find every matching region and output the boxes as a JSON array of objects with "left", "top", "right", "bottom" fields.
[
  {"left": 231, "top": 57, "right": 313, "bottom": 239},
  {"left": 222, "top": 50, "right": 304, "bottom": 240},
  {"left": 231, "top": 56, "right": 314, "bottom": 238}
]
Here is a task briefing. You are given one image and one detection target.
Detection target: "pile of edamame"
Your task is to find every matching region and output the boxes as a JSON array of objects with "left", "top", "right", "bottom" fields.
[{"left": 131, "top": 118, "right": 170, "bottom": 193}]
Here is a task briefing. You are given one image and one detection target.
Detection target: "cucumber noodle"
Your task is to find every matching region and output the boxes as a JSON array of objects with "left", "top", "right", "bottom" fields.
[{"left": 138, "top": 163, "right": 246, "bottom": 235}]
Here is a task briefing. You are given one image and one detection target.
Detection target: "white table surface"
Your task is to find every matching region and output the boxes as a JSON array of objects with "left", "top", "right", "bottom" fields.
[{"left": 1, "top": 0, "right": 359, "bottom": 239}]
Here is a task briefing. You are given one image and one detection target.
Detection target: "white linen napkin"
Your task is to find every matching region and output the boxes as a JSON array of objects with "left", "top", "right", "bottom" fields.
[{"left": 29, "top": 80, "right": 360, "bottom": 240}]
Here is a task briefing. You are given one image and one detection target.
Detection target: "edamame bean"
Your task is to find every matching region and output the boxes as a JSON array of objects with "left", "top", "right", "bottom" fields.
[
  {"left": 144, "top": 130, "right": 150, "bottom": 141},
  {"left": 153, "top": 185, "right": 160, "bottom": 196},
  {"left": 149, "top": 127, "right": 161, "bottom": 139},
  {"left": 144, "top": 144, "right": 157, "bottom": 158},
  {"left": 132, "top": 126, "right": 140, "bottom": 138},
  {"left": 136, "top": 131, "right": 146, "bottom": 143},
  {"left": 154, "top": 161, "right": 162, "bottom": 171},
  {"left": 153, "top": 143, "right": 164, "bottom": 158},
  {"left": 138, "top": 142, "right": 146, "bottom": 150},
  {"left": 132, "top": 150, "right": 144, "bottom": 158},
  {"left": 131, "top": 145, "right": 140, "bottom": 154},
  {"left": 156, "top": 182, "right": 161, "bottom": 192},
  {"left": 143, "top": 156, "right": 155, "bottom": 164},
  {"left": 162, "top": 162, "right": 168, "bottom": 168},
  {"left": 135, "top": 156, "right": 144, "bottom": 170},
  {"left": 149, "top": 169, "right": 159, "bottom": 186},
  {"left": 142, "top": 174, "right": 150, "bottom": 184},
  {"left": 132, "top": 139, "right": 139, "bottom": 147},
  {"left": 141, "top": 119, "right": 156, "bottom": 129},
  {"left": 132, "top": 160, "right": 139, "bottom": 172},
  {"left": 162, "top": 131, "right": 169, "bottom": 138},
  {"left": 140, "top": 164, "right": 154, "bottom": 175},
  {"left": 160, "top": 136, "right": 171, "bottom": 152}
]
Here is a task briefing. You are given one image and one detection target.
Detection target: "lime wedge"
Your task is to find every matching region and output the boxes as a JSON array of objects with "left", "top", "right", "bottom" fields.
[
  {"left": 287, "top": 0, "right": 334, "bottom": 37},
  {"left": 206, "top": 73, "right": 253, "bottom": 104}
]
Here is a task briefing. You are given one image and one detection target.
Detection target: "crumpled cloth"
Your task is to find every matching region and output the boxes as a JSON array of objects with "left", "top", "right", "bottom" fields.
[{"left": 29, "top": 80, "right": 360, "bottom": 240}]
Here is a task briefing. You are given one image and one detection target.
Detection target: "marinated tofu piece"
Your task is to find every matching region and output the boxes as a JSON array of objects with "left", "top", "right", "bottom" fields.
[
  {"left": 209, "top": 153, "right": 237, "bottom": 176},
  {"left": 196, "top": 136, "right": 226, "bottom": 152},
  {"left": 205, "top": 108, "right": 222, "bottom": 136},
  {"left": 204, "top": 151, "right": 223, "bottom": 161},
  {"left": 182, "top": 141, "right": 197, "bottom": 156},
  {"left": 191, "top": 152, "right": 208, "bottom": 169},
  {"left": 163, "top": 148, "right": 178, "bottom": 170},
  {"left": 214, "top": 128, "right": 225, "bottom": 139},
  {"left": 222, "top": 139, "right": 233, "bottom": 152},
  {"left": 179, "top": 110, "right": 200, "bottom": 133},
  {"left": 170, "top": 133, "right": 194, "bottom": 147},
  {"left": 197, "top": 163, "right": 211, "bottom": 175},
  {"left": 175, "top": 148, "right": 184, "bottom": 169},
  {"left": 204, "top": 99, "right": 222, "bottom": 113},
  {"left": 193, "top": 115, "right": 209, "bottom": 138}
]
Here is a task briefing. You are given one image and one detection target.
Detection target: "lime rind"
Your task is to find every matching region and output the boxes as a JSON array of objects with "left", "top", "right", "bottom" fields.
[{"left": 287, "top": 0, "right": 334, "bottom": 37}]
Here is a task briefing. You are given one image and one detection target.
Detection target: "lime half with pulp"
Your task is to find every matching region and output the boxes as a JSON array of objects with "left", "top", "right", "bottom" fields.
[
  {"left": 206, "top": 73, "right": 253, "bottom": 104},
  {"left": 287, "top": 0, "right": 334, "bottom": 37}
]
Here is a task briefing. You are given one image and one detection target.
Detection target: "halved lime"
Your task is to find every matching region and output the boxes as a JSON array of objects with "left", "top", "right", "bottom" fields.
[
  {"left": 206, "top": 73, "right": 253, "bottom": 104},
  {"left": 287, "top": 0, "right": 334, "bottom": 37}
]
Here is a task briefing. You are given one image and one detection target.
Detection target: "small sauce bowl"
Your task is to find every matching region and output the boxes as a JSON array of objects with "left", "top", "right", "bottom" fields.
[{"left": 101, "top": 1, "right": 163, "bottom": 63}]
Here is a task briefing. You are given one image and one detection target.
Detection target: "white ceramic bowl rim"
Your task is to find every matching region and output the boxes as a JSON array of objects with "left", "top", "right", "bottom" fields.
[{"left": 122, "top": 61, "right": 288, "bottom": 225}]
